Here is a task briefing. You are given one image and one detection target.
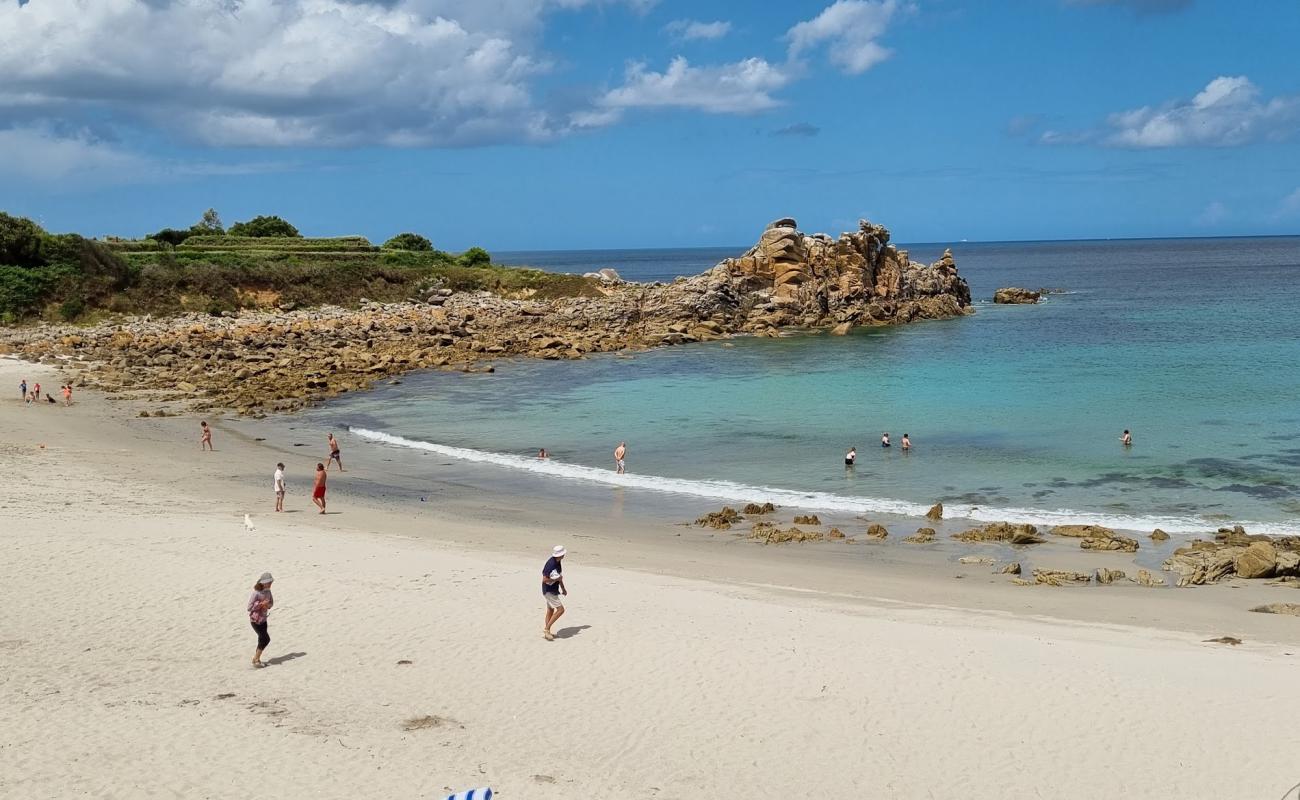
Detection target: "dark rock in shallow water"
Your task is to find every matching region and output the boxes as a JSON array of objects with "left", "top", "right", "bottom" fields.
[{"left": 993, "top": 287, "right": 1041, "bottom": 304}]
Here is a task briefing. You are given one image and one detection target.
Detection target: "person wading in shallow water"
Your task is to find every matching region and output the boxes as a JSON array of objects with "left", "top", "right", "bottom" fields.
[
  {"left": 1120, "top": 429, "right": 1133, "bottom": 447},
  {"left": 541, "top": 545, "right": 568, "bottom": 641},
  {"left": 248, "top": 572, "right": 274, "bottom": 668},
  {"left": 326, "top": 433, "right": 344, "bottom": 472},
  {"left": 312, "top": 463, "right": 327, "bottom": 514},
  {"left": 614, "top": 441, "right": 627, "bottom": 474},
  {"left": 901, "top": 433, "right": 911, "bottom": 452},
  {"left": 881, "top": 432, "right": 891, "bottom": 448},
  {"left": 200, "top": 421, "right": 213, "bottom": 451},
  {"left": 845, "top": 447, "right": 857, "bottom": 466}
]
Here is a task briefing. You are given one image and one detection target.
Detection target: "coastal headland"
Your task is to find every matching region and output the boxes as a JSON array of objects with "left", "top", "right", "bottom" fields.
[{"left": 0, "top": 217, "right": 969, "bottom": 415}]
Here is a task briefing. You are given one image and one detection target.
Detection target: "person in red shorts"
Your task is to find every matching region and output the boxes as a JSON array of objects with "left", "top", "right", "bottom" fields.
[{"left": 312, "top": 462, "right": 328, "bottom": 514}]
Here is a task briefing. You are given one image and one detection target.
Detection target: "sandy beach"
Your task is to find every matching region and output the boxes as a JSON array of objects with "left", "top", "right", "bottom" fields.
[{"left": 4, "top": 355, "right": 1300, "bottom": 800}]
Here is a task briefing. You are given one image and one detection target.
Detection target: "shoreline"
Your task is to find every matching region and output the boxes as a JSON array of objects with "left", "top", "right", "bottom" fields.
[{"left": 6, "top": 355, "right": 1300, "bottom": 797}]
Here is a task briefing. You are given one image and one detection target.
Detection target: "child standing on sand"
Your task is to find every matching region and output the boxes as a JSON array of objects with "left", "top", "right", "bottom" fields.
[
  {"left": 312, "top": 463, "right": 327, "bottom": 514},
  {"left": 200, "top": 421, "right": 213, "bottom": 451},
  {"left": 248, "top": 572, "right": 274, "bottom": 668}
]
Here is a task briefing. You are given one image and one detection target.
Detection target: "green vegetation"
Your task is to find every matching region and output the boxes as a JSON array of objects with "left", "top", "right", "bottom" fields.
[
  {"left": 0, "top": 210, "right": 599, "bottom": 322},
  {"left": 227, "top": 215, "right": 300, "bottom": 238},
  {"left": 383, "top": 232, "right": 434, "bottom": 252}
]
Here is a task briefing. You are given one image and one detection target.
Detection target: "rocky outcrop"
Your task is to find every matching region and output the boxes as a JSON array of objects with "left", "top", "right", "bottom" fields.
[
  {"left": 993, "top": 288, "right": 1041, "bottom": 304},
  {"left": 1150, "top": 529, "right": 1170, "bottom": 542},
  {"left": 865, "top": 524, "right": 889, "bottom": 540},
  {"left": 1080, "top": 533, "right": 1140, "bottom": 553},
  {"left": 696, "top": 507, "right": 742, "bottom": 530},
  {"left": 793, "top": 514, "right": 822, "bottom": 526},
  {"left": 1094, "top": 568, "right": 1127, "bottom": 585},
  {"left": 904, "top": 528, "right": 936, "bottom": 544},
  {"left": 743, "top": 502, "right": 776, "bottom": 515},
  {"left": 1163, "top": 532, "right": 1300, "bottom": 586},
  {"left": 952, "top": 522, "right": 1045, "bottom": 545},
  {"left": 1033, "top": 569, "right": 1092, "bottom": 586},
  {"left": 925, "top": 503, "right": 943, "bottom": 521},
  {"left": 1051, "top": 524, "right": 1114, "bottom": 538},
  {"left": 0, "top": 218, "right": 972, "bottom": 416}
]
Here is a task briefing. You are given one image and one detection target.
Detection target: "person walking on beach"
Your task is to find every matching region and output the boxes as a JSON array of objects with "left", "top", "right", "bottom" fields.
[
  {"left": 19, "top": 379, "right": 26, "bottom": 401},
  {"left": 312, "top": 463, "right": 327, "bottom": 514},
  {"left": 614, "top": 442, "right": 627, "bottom": 474},
  {"left": 200, "top": 421, "right": 213, "bottom": 451},
  {"left": 541, "top": 545, "right": 567, "bottom": 641},
  {"left": 274, "top": 463, "right": 286, "bottom": 512},
  {"left": 61, "top": 385, "right": 72, "bottom": 406},
  {"left": 845, "top": 447, "right": 857, "bottom": 466},
  {"left": 248, "top": 572, "right": 274, "bottom": 668},
  {"left": 881, "top": 432, "right": 891, "bottom": 448},
  {"left": 901, "top": 433, "right": 911, "bottom": 452},
  {"left": 326, "top": 433, "right": 344, "bottom": 472},
  {"left": 1120, "top": 429, "right": 1132, "bottom": 447}
]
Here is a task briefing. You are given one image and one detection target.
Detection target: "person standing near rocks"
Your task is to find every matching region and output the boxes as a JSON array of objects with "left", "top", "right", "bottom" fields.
[
  {"left": 200, "top": 421, "right": 213, "bottom": 451},
  {"left": 274, "top": 463, "right": 286, "bottom": 512},
  {"left": 326, "top": 433, "right": 344, "bottom": 472},
  {"left": 312, "top": 463, "right": 327, "bottom": 514},
  {"left": 1120, "top": 430, "right": 1132, "bottom": 447},
  {"left": 845, "top": 447, "right": 857, "bottom": 466},
  {"left": 62, "top": 385, "right": 72, "bottom": 406},
  {"left": 19, "top": 379, "right": 26, "bottom": 401},
  {"left": 33, "top": 382, "right": 40, "bottom": 403},
  {"left": 614, "top": 442, "right": 627, "bottom": 474},
  {"left": 541, "top": 545, "right": 567, "bottom": 641},
  {"left": 248, "top": 572, "right": 274, "bottom": 668}
]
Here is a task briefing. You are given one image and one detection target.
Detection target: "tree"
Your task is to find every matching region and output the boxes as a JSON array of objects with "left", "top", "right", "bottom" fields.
[
  {"left": 382, "top": 232, "right": 433, "bottom": 251},
  {"left": 191, "top": 208, "right": 224, "bottom": 235},
  {"left": 0, "top": 212, "right": 48, "bottom": 268},
  {"left": 147, "top": 228, "right": 193, "bottom": 247},
  {"left": 227, "top": 215, "right": 301, "bottom": 238},
  {"left": 459, "top": 246, "right": 491, "bottom": 267}
]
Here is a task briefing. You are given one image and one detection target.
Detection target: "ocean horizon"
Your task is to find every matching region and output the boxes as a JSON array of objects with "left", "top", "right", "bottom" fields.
[{"left": 314, "top": 235, "right": 1300, "bottom": 536}]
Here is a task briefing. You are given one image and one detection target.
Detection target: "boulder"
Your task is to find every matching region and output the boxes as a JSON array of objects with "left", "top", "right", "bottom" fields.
[
  {"left": 1094, "top": 568, "right": 1127, "bottom": 585},
  {"left": 925, "top": 503, "right": 943, "bottom": 521},
  {"left": 959, "top": 556, "right": 995, "bottom": 565},
  {"left": 953, "top": 522, "right": 1044, "bottom": 545},
  {"left": 746, "top": 525, "right": 824, "bottom": 545},
  {"left": 1033, "top": 569, "right": 1092, "bottom": 586},
  {"left": 696, "top": 507, "right": 742, "bottom": 530},
  {"left": 1080, "top": 534, "right": 1139, "bottom": 553},
  {"left": 1000, "top": 562, "right": 1022, "bottom": 575},
  {"left": 865, "top": 524, "right": 889, "bottom": 540},
  {"left": 1133, "top": 570, "right": 1165, "bottom": 588},
  {"left": 1234, "top": 541, "right": 1278, "bottom": 579},
  {"left": 1164, "top": 541, "right": 1243, "bottom": 586},
  {"left": 1052, "top": 524, "right": 1114, "bottom": 538},
  {"left": 1150, "top": 529, "right": 1170, "bottom": 542},
  {"left": 743, "top": 502, "right": 776, "bottom": 515},
  {"left": 793, "top": 514, "right": 822, "bottom": 526},
  {"left": 993, "top": 287, "right": 1041, "bottom": 304},
  {"left": 904, "top": 528, "right": 936, "bottom": 544}
]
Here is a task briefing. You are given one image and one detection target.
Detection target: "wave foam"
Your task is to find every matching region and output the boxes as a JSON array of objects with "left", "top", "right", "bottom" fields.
[{"left": 351, "top": 427, "right": 1297, "bottom": 536}]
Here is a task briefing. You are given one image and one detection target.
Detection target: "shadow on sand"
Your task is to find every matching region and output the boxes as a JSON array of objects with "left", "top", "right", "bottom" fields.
[
  {"left": 553, "top": 626, "right": 591, "bottom": 640},
  {"left": 264, "top": 651, "right": 307, "bottom": 666}
]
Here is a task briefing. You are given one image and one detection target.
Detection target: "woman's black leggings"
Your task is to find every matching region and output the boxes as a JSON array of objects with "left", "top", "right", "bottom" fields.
[{"left": 251, "top": 621, "right": 270, "bottom": 650}]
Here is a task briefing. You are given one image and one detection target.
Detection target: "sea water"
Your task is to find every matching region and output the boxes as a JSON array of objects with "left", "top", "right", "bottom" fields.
[{"left": 311, "top": 237, "right": 1300, "bottom": 535}]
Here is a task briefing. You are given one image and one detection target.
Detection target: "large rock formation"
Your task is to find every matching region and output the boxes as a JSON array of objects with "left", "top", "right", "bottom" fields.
[{"left": 722, "top": 218, "right": 971, "bottom": 331}]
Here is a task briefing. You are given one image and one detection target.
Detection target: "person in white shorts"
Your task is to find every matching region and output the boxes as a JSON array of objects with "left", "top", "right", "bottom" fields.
[
  {"left": 614, "top": 441, "right": 627, "bottom": 474},
  {"left": 273, "top": 462, "right": 286, "bottom": 512},
  {"left": 541, "top": 545, "right": 567, "bottom": 641}
]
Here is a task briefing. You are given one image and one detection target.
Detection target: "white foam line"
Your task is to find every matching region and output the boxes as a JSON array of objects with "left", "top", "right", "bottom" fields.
[{"left": 351, "top": 427, "right": 1299, "bottom": 536}]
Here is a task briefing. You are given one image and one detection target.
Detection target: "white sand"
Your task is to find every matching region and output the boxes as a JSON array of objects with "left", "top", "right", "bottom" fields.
[{"left": 3, "top": 356, "right": 1300, "bottom": 799}]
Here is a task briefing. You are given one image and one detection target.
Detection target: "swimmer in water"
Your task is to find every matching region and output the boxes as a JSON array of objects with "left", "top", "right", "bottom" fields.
[
  {"left": 901, "top": 433, "right": 911, "bottom": 452},
  {"left": 845, "top": 447, "right": 856, "bottom": 466},
  {"left": 881, "top": 432, "right": 891, "bottom": 448},
  {"left": 1120, "top": 429, "right": 1132, "bottom": 447}
]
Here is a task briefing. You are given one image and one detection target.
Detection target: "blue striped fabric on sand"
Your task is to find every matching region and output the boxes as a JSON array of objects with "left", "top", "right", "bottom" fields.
[{"left": 445, "top": 789, "right": 492, "bottom": 800}]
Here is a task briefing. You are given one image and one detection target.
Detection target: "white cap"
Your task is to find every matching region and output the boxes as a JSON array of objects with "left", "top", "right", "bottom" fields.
[{"left": 552, "top": 545, "right": 566, "bottom": 558}]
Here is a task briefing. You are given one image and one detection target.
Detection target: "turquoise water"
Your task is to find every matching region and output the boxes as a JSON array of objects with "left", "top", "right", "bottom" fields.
[{"left": 314, "top": 237, "right": 1300, "bottom": 534}]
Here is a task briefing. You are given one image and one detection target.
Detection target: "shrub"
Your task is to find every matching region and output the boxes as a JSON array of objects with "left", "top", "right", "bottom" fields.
[
  {"left": 146, "top": 228, "right": 193, "bottom": 247},
  {"left": 459, "top": 246, "right": 491, "bottom": 267},
  {"left": 191, "top": 208, "right": 224, "bottom": 235},
  {"left": 382, "top": 232, "right": 434, "bottom": 251},
  {"left": 59, "top": 295, "right": 86, "bottom": 321},
  {"left": 227, "top": 215, "right": 301, "bottom": 238},
  {"left": 0, "top": 212, "right": 47, "bottom": 267}
]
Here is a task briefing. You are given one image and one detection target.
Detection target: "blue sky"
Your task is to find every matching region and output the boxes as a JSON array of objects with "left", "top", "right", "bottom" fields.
[{"left": 2, "top": 0, "right": 1298, "bottom": 249}]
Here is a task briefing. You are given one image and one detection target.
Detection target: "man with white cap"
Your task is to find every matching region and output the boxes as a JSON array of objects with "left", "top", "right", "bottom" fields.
[{"left": 541, "top": 545, "right": 567, "bottom": 641}]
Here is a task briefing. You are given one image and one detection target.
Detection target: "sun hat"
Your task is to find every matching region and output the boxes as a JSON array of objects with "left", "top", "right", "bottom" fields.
[
  {"left": 258, "top": 572, "right": 274, "bottom": 585},
  {"left": 552, "top": 545, "right": 566, "bottom": 558}
]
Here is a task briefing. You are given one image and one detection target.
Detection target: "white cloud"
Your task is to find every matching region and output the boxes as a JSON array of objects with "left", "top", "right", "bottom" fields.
[
  {"left": 1091, "top": 76, "right": 1300, "bottom": 148},
  {"left": 0, "top": 125, "right": 287, "bottom": 186},
  {"left": 0, "top": 0, "right": 657, "bottom": 149},
  {"left": 786, "top": 0, "right": 902, "bottom": 75},
  {"left": 1275, "top": 188, "right": 1300, "bottom": 220},
  {"left": 1195, "top": 201, "right": 1228, "bottom": 226},
  {"left": 590, "top": 57, "right": 792, "bottom": 123},
  {"left": 664, "top": 19, "right": 732, "bottom": 41}
]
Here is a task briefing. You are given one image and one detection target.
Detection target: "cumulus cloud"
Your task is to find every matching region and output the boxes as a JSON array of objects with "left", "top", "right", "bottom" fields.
[
  {"left": 1042, "top": 76, "right": 1300, "bottom": 148},
  {"left": 0, "top": 125, "right": 287, "bottom": 186},
  {"left": 591, "top": 57, "right": 792, "bottom": 120},
  {"left": 0, "top": 0, "right": 659, "bottom": 149},
  {"left": 664, "top": 19, "right": 732, "bottom": 41},
  {"left": 786, "top": 0, "right": 902, "bottom": 75},
  {"left": 1066, "top": 0, "right": 1192, "bottom": 13}
]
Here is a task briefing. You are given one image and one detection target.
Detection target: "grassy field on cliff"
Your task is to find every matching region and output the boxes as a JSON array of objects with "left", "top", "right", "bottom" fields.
[{"left": 0, "top": 211, "right": 598, "bottom": 322}]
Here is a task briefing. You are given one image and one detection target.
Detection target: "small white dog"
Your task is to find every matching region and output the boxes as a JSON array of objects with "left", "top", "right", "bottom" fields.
[{"left": 243, "top": 514, "right": 256, "bottom": 533}]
